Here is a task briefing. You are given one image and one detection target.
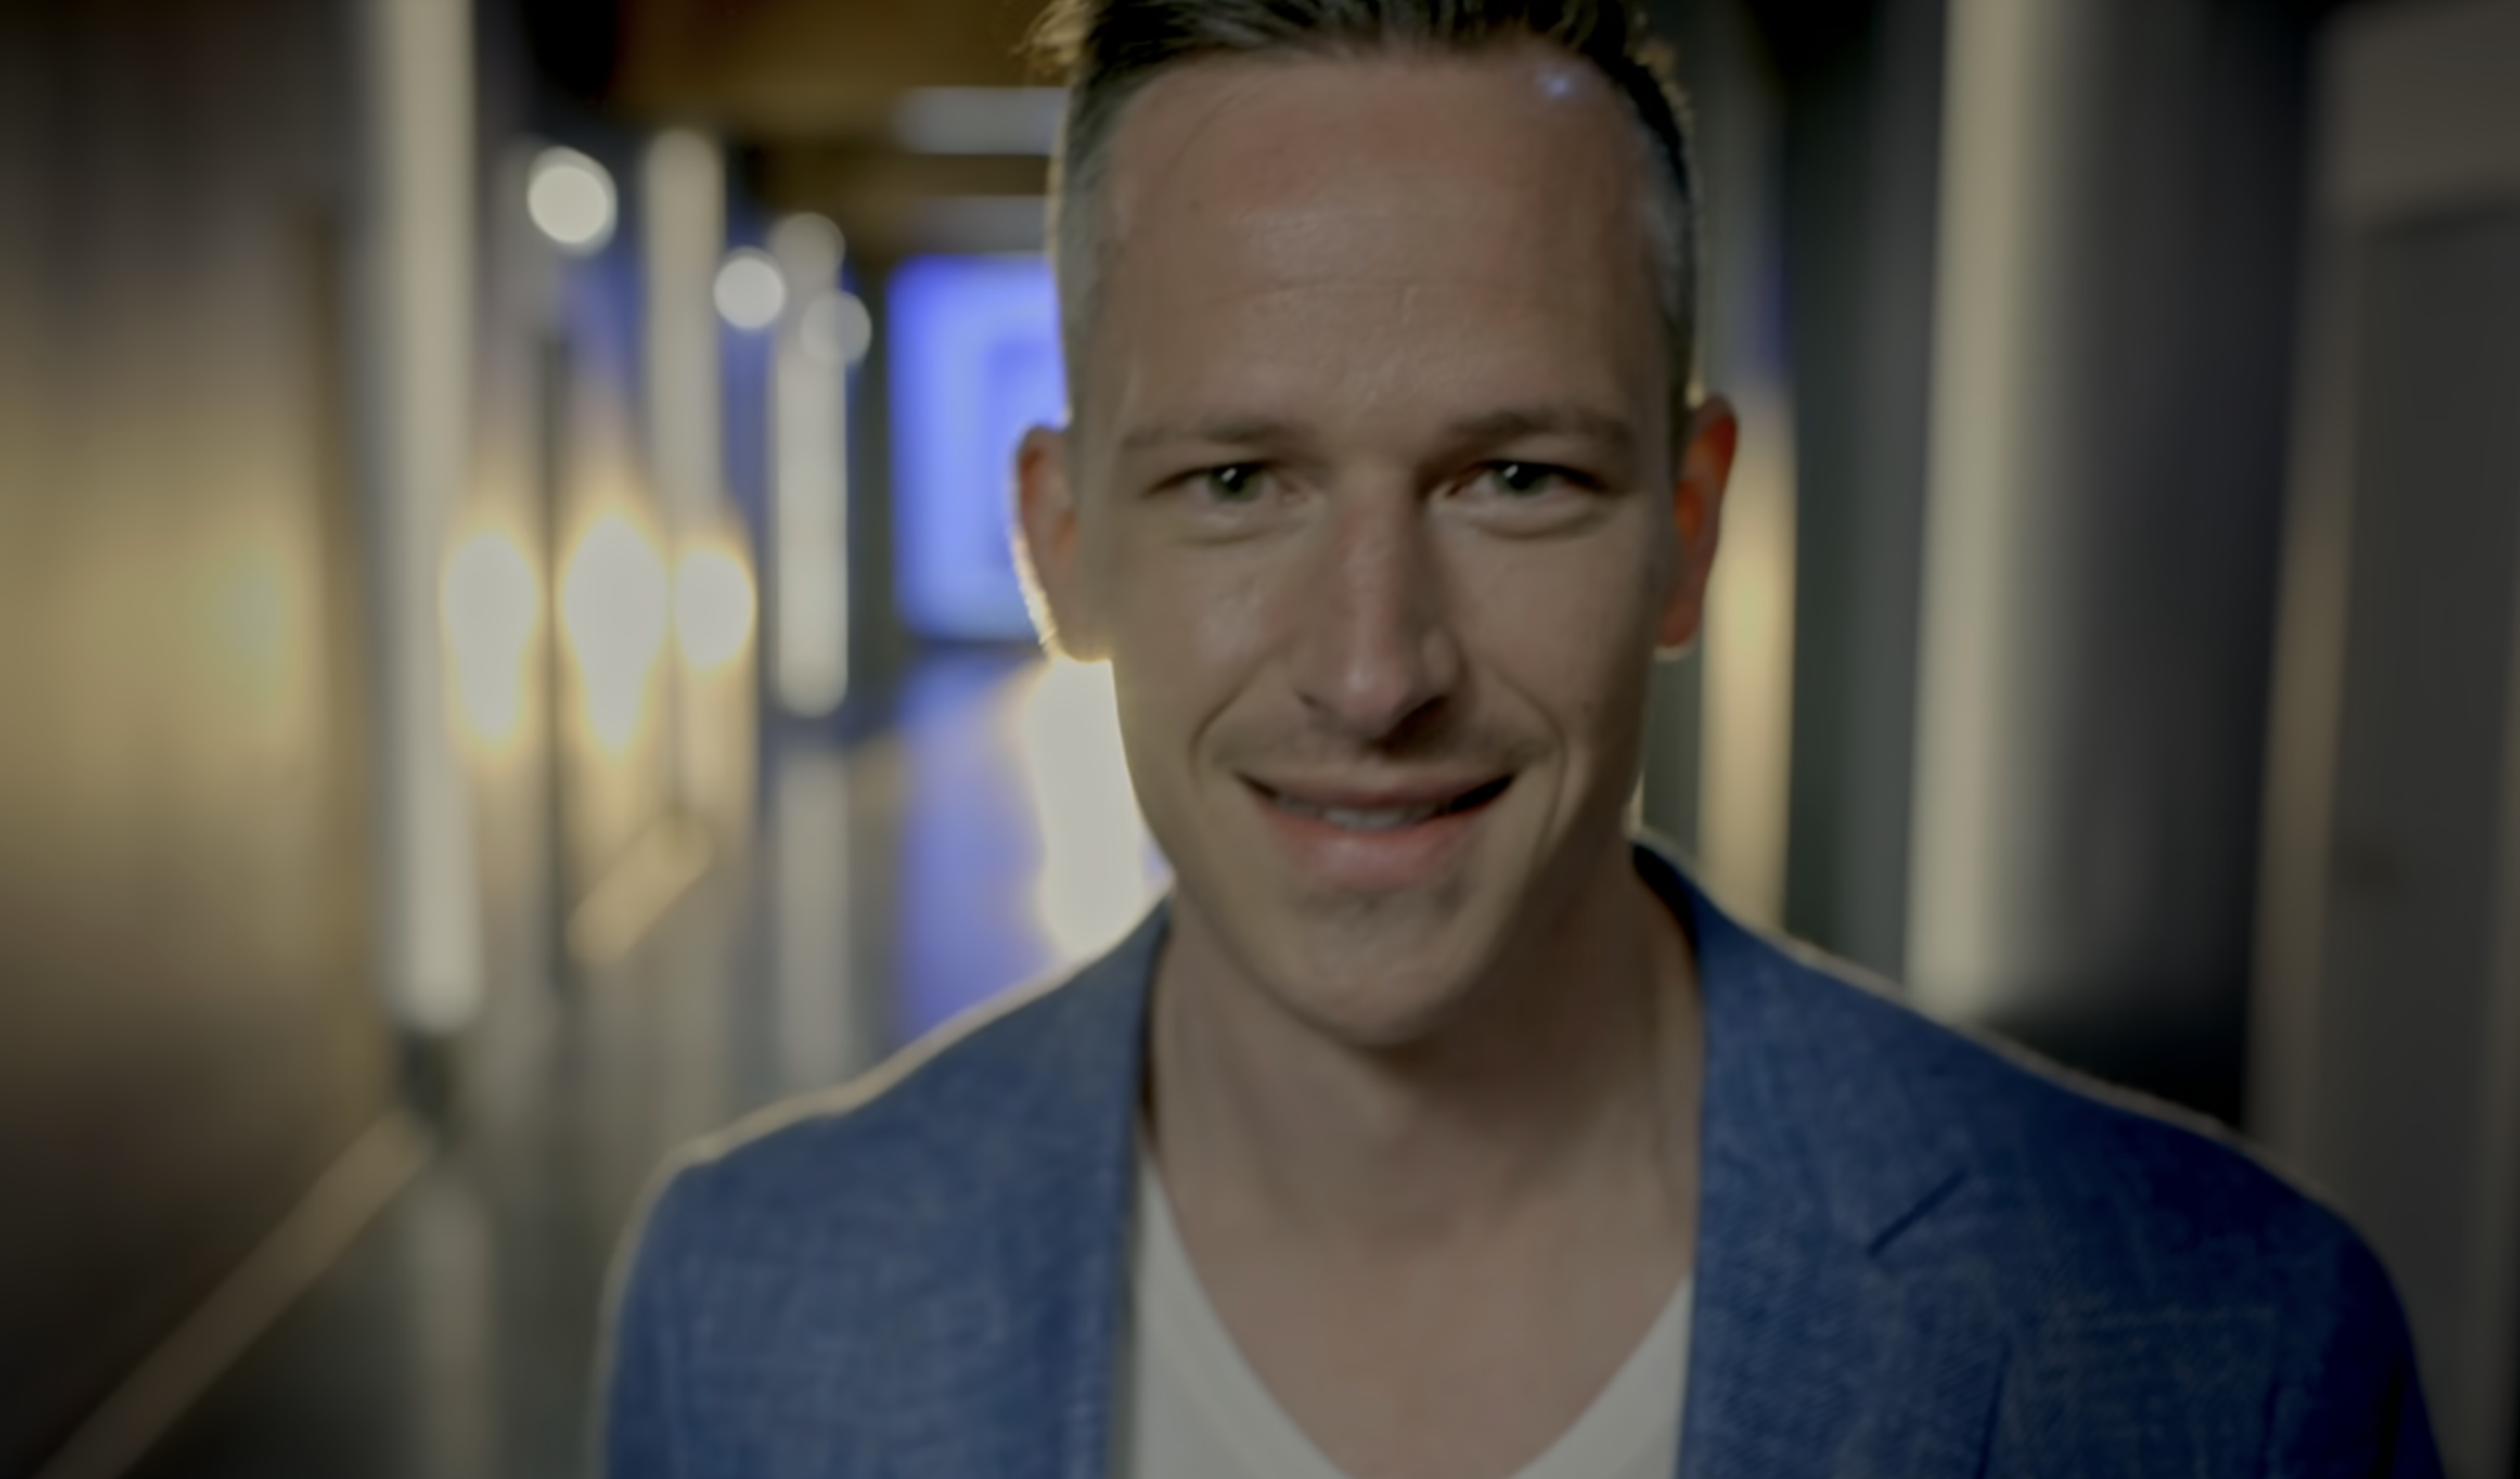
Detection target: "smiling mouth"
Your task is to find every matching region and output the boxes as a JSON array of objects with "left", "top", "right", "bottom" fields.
[{"left": 1251, "top": 777, "right": 1512, "bottom": 832}]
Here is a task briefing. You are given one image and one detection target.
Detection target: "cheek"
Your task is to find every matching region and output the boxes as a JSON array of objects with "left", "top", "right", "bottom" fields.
[
  {"left": 1103, "top": 538, "right": 1282, "bottom": 759},
  {"left": 1455, "top": 527, "right": 1665, "bottom": 740}
]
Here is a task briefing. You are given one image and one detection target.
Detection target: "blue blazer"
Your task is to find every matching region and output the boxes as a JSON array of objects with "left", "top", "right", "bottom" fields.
[{"left": 605, "top": 846, "right": 2439, "bottom": 1476}]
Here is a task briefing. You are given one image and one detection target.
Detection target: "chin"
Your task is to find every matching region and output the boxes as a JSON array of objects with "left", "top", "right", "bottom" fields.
[{"left": 1245, "top": 927, "right": 1501, "bottom": 1050}]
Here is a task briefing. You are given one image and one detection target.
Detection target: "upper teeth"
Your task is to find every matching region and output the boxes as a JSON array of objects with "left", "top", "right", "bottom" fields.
[{"left": 1275, "top": 796, "right": 1445, "bottom": 830}]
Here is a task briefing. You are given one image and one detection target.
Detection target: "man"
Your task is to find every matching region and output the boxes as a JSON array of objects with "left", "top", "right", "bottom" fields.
[{"left": 604, "top": 2, "right": 2439, "bottom": 1473}]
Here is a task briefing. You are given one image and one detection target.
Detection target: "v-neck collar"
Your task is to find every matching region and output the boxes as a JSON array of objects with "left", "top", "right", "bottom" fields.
[{"left": 1124, "top": 1143, "right": 1696, "bottom": 1479}]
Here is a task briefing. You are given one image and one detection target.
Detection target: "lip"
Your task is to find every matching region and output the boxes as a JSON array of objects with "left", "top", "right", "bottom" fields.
[
  {"left": 1241, "top": 773, "right": 1512, "bottom": 892},
  {"left": 1248, "top": 775, "right": 1510, "bottom": 811}
]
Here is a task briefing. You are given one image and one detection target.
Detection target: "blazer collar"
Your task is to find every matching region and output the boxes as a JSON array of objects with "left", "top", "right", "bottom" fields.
[
  {"left": 1005, "top": 906, "right": 1158, "bottom": 1479},
  {"left": 1638, "top": 841, "right": 1981, "bottom": 1254},
  {"left": 1641, "top": 843, "right": 2007, "bottom": 1475}
]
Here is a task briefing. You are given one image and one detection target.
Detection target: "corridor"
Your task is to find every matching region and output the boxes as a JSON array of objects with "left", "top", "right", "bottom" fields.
[{"left": 120, "top": 653, "right": 1162, "bottom": 1479}]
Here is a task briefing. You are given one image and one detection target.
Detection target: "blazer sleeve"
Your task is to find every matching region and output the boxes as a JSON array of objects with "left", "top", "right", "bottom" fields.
[
  {"left": 598, "top": 1164, "right": 703, "bottom": 1479},
  {"left": 2263, "top": 1229, "right": 2443, "bottom": 1478}
]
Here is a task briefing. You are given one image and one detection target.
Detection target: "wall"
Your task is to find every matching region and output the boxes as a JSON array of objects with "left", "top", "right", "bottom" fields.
[
  {"left": 1895, "top": 0, "right": 2321, "bottom": 1122},
  {"left": 0, "top": 1, "right": 397, "bottom": 1469},
  {"left": 2256, "top": 4, "right": 2520, "bottom": 1466},
  {"left": 1766, "top": 0, "right": 1945, "bottom": 984}
]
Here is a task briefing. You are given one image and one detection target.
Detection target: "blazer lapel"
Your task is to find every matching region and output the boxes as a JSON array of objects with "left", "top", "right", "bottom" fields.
[
  {"left": 1652, "top": 853, "right": 2009, "bottom": 1478},
  {"left": 1677, "top": 1189, "right": 2008, "bottom": 1476},
  {"left": 985, "top": 907, "right": 1163, "bottom": 1479}
]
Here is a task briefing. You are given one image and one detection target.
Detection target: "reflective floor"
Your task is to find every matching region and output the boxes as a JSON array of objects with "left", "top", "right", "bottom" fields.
[{"left": 122, "top": 650, "right": 1163, "bottom": 1479}]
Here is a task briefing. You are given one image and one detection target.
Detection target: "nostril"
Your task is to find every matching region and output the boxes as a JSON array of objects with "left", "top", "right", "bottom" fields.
[{"left": 1287, "top": 509, "right": 1464, "bottom": 737}]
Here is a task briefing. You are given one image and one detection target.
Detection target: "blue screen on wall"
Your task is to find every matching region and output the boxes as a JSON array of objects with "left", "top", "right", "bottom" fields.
[{"left": 889, "top": 254, "right": 1066, "bottom": 642}]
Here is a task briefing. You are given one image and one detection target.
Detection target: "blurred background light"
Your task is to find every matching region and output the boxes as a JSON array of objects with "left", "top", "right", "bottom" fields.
[
  {"left": 525, "top": 146, "right": 616, "bottom": 254},
  {"left": 770, "top": 218, "right": 855, "bottom": 719},
  {"left": 713, "top": 248, "right": 785, "bottom": 331},
  {"left": 891, "top": 87, "right": 1065, "bottom": 156},
  {"left": 441, "top": 528, "right": 539, "bottom": 747},
  {"left": 641, "top": 126, "right": 751, "bottom": 832},
  {"left": 768, "top": 214, "right": 842, "bottom": 294},
  {"left": 644, "top": 127, "right": 726, "bottom": 537},
  {"left": 1008, "top": 658, "right": 1166, "bottom": 960},
  {"left": 800, "top": 290, "right": 873, "bottom": 367},
  {"left": 770, "top": 303, "right": 851, "bottom": 715},
  {"left": 363, "top": 0, "right": 485, "bottom": 1041},
  {"left": 888, "top": 253, "right": 1063, "bottom": 641},
  {"left": 559, "top": 513, "right": 669, "bottom": 755},
  {"left": 772, "top": 748, "right": 858, "bottom": 1090},
  {"left": 674, "top": 545, "right": 755, "bottom": 672},
  {"left": 1696, "top": 386, "right": 1798, "bottom": 930}
]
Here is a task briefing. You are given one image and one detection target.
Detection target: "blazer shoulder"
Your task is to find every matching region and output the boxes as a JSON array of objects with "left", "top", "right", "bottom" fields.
[
  {"left": 630, "top": 935, "right": 1146, "bottom": 1272},
  {"left": 1761, "top": 938, "right": 2391, "bottom": 1316},
  {"left": 1756, "top": 948, "right": 2435, "bottom": 1460},
  {"left": 601, "top": 932, "right": 1153, "bottom": 1476}
]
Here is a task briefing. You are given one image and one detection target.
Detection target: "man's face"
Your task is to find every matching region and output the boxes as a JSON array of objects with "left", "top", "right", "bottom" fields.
[{"left": 1021, "top": 45, "right": 1730, "bottom": 1045}]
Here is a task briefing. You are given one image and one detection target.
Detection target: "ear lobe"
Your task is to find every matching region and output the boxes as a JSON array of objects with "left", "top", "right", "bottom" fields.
[
  {"left": 1014, "top": 424, "right": 1105, "bottom": 661},
  {"left": 1656, "top": 397, "right": 1739, "bottom": 654}
]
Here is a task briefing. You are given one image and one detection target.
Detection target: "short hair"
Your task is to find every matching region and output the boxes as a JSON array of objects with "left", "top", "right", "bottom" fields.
[{"left": 1026, "top": 0, "right": 1702, "bottom": 419}]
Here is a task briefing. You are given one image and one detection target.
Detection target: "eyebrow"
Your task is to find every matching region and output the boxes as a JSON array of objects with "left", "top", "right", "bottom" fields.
[
  {"left": 1114, "top": 404, "right": 1638, "bottom": 458},
  {"left": 1117, "top": 415, "right": 1299, "bottom": 456},
  {"left": 1443, "top": 405, "right": 1637, "bottom": 458}
]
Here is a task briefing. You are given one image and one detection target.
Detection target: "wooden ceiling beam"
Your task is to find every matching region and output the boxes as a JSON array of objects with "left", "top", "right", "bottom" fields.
[{"left": 616, "top": 0, "right": 1045, "bottom": 141}]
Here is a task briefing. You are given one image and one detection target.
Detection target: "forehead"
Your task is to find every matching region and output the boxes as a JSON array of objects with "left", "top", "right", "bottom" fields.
[{"left": 1080, "top": 45, "right": 1666, "bottom": 444}]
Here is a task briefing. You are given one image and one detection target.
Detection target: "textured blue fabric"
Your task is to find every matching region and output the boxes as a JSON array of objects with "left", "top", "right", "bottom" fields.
[{"left": 602, "top": 845, "right": 2442, "bottom": 1477}]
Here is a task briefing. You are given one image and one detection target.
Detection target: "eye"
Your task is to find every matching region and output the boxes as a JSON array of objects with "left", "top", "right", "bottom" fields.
[
  {"left": 1480, "top": 461, "right": 1575, "bottom": 497},
  {"left": 1197, "top": 463, "right": 1266, "bottom": 502},
  {"left": 1451, "top": 459, "right": 1608, "bottom": 536}
]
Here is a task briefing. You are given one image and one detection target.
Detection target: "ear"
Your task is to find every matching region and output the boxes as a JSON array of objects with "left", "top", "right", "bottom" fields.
[
  {"left": 1655, "top": 396, "right": 1739, "bottom": 654},
  {"left": 1014, "top": 424, "right": 1106, "bottom": 661}
]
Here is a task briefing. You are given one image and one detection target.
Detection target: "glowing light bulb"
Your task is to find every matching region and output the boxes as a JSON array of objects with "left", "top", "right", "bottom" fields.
[
  {"left": 714, "top": 249, "right": 786, "bottom": 330},
  {"left": 526, "top": 147, "right": 616, "bottom": 254}
]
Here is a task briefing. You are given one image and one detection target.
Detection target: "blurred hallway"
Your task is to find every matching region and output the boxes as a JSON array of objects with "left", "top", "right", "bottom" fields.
[
  {"left": 119, "top": 651, "right": 1160, "bottom": 1479},
  {"left": 9, "top": 0, "right": 2520, "bottom": 1473}
]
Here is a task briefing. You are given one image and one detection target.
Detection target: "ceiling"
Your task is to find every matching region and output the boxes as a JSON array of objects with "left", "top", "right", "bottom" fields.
[{"left": 603, "top": 0, "right": 1053, "bottom": 259}]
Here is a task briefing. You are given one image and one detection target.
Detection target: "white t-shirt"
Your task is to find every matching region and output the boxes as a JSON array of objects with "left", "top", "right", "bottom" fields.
[{"left": 1114, "top": 1158, "right": 1693, "bottom": 1479}]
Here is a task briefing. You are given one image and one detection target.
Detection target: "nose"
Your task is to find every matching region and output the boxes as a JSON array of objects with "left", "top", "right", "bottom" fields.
[{"left": 1287, "top": 488, "right": 1463, "bottom": 742}]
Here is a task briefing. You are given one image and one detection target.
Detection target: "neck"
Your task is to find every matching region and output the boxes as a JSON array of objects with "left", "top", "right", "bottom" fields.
[{"left": 1147, "top": 840, "right": 1702, "bottom": 1253}]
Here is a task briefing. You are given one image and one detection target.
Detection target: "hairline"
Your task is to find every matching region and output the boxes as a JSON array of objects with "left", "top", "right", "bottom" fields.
[{"left": 1048, "top": 40, "right": 1700, "bottom": 437}]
